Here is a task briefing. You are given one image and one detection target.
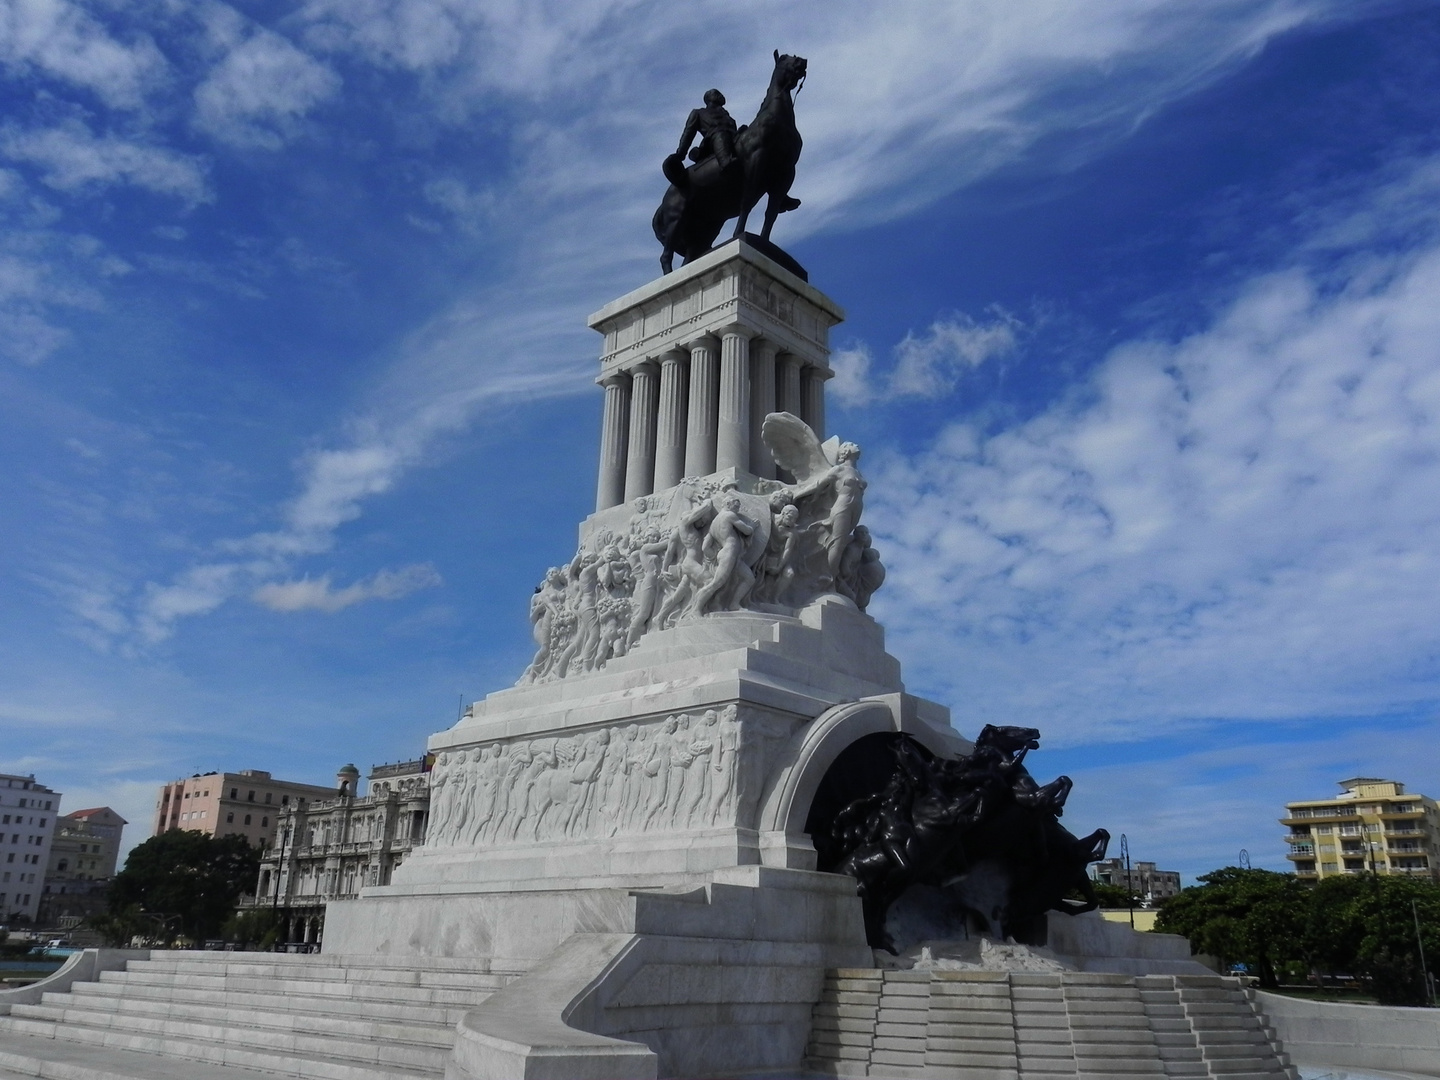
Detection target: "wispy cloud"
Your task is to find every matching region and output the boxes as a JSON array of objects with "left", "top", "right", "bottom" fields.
[
  {"left": 870, "top": 154, "right": 1440, "bottom": 740},
  {"left": 0, "top": 119, "right": 211, "bottom": 204},
  {"left": 54, "top": 0, "right": 1348, "bottom": 644},
  {"left": 252, "top": 563, "right": 441, "bottom": 614},
  {"left": 832, "top": 312, "right": 1021, "bottom": 406},
  {"left": 0, "top": 0, "right": 168, "bottom": 110},
  {"left": 193, "top": 4, "right": 340, "bottom": 150}
]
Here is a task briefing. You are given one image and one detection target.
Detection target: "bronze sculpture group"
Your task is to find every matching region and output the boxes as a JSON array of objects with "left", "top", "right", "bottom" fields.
[{"left": 815, "top": 726, "right": 1111, "bottom": 953}]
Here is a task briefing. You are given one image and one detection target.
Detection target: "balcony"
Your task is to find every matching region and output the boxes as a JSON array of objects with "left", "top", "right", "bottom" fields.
[{"left": 1287, "top": 845, "right": 1315, "bottom": 857}]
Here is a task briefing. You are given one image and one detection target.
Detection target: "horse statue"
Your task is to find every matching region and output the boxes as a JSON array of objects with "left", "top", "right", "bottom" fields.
[
  {"left": 820, "top": 728, "right": 1110, "bottom": 953},
  {"left": 652, "top": 51, "right": 807, "bottom": 274}
]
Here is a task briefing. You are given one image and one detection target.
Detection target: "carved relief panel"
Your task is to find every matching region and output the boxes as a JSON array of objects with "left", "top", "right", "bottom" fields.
[{"left": 425, "top": 706, "right": 798, "bottom": 850}]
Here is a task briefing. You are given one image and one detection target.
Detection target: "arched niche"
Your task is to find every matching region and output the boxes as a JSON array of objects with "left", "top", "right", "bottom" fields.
[{"left": 756, "top": 696, "right": 967, "bottom": 869}]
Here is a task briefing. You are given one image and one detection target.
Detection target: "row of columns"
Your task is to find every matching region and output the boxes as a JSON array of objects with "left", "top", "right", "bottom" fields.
[{"left": 596, "top": 329, "right": 830, "bottom": 511}]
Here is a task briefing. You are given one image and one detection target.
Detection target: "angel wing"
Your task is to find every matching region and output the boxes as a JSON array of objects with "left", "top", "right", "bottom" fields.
[{"left": 761, "top": 411, "right": 832, "bottom": 482}]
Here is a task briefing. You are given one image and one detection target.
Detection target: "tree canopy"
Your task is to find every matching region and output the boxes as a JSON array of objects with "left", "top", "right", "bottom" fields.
[
  {"left": 1156, "top": 866, "right": 1440, "bottom": 1003},
  {"left": 106, "top": 830, "right": 260, "bottom": 944}
]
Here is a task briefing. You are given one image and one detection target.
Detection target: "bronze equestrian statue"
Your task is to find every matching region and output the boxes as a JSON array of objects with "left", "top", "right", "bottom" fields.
[
  {"left": 653, "top": 51, "right": 807, "bottom": 274},
  {"left": 816, "top": 726, "right": 1110, "bottom": 953}
]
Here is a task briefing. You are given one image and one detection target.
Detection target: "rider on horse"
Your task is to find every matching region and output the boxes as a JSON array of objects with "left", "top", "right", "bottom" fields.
[{"left": 676, "top": 89, "right": 738, "bottom": 170}]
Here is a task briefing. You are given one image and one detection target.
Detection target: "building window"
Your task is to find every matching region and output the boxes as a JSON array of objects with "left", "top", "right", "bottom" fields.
[
  {"left": 226, "top": 813, "right": 234, "bottom": 823},
  {"left": 244, "top": 815, "right": 252, "bottom": 826},
  {"left": 230, "top": 788, "right": 238, "bottom": 799},
  {"left": 261, "top": 817, "right": 268, "bottom": 827},
  {"left": 282, "top": 795, "right": 289, "bottom": 806},
  {"left": 247, "top": 791, "right": 255, "bottom": 802},
  {"left": 265, "top": 792, "right": 272, "bottom": 804}
]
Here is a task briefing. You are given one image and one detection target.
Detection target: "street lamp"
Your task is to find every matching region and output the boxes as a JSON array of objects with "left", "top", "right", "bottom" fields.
[
  {"left": 1239, "top": 849, "right": 1251, "bottom": 870},
  {"left": 1120, "top": 834, "right": 1134, "bottom": 929}
]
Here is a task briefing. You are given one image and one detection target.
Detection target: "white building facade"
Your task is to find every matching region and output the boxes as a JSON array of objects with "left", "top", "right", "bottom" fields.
[{"left": 0, "top": 773, "right": 62, "bottom": 925}]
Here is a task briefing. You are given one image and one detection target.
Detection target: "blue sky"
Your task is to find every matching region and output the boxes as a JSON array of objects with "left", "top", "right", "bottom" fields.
[{"left": 3, "top": 1, "right": 1439, "bottom": 882}]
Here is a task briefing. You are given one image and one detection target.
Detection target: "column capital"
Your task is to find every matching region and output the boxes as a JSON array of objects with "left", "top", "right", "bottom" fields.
[
  {"left": 750, "top": 337, "right": 780, "bottom": 359},
  {"left": 625, "top": 357, "right": 659, "bottom": 376},
  {"left": 599, "top": 370, "right": 630, "bottom": 388},
  {"left": 657, "top": 347, "right": 688, "bottom": 367},
  {"left": 685, "top": 333, "right": 720, "bottom": 352},
  {"left": 716, "top": 323, "right": 759, "bottom": 341}
]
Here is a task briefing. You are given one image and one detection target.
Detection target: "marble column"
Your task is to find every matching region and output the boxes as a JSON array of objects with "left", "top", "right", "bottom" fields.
[
  {"left": 595, "top": 371, "right": 630, "bottom": 511},
  {"left": 777, "top": 352, "right": 803, "bottom": 418},
  {"left": 684, "top": 335, "right": 719, "bottom": 477},
  {"left": 624, "top": 360, "right": 659, "bottom": 501},
  {"left": 716, "top": 327, "right": 753, "bottom": 473},
  {"left": 801, "top": 365, "right": 829, "bottom": 440},
  {"left": 654, "top": 348, "right": 688, "bottom": 490},
  {"left": 749, "top": 338, "right": 778, "bottom": 479}
]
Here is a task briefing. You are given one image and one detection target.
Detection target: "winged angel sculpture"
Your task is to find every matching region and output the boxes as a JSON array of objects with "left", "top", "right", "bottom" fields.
[{"left": 519, "top": 413, "right": 885, "bottom": 684}]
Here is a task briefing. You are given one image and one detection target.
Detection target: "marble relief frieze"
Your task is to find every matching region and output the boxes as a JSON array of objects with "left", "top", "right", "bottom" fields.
[{"left": 426, "top": 705, "right": 793, "bottom": 850}]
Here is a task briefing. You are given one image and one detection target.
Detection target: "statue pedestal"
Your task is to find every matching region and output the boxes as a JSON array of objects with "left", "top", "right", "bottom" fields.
[{"left": 321, "top": 597, "right": 957, "bottom": 1079}]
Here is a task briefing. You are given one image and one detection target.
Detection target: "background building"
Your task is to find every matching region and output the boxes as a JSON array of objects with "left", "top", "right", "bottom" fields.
[
  {"left": 1091, "top": 859, "right": 1182, "bottom": 903},
  {"left": 152, "top": 769, "right": 337, "bottom": 851},
  {"left": 246, "top": 760, "right": 429, "bottom": 946},
  {"left": 0, "top": 773, "right": 62, "bottom": 925},
  {"left": 1282, "top": 777, "right": 1440, "bottom": 881},
  {"left": 38, "top": 807, "right": 128, "bottom": 927}
]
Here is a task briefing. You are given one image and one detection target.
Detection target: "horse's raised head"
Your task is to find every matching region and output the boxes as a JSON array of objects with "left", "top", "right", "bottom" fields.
[
  {"left": 975, "top": 724, "right": 1042, "bottom": 755},
  {"left": 772, "top": 50, "right": 807, "bottom": 91}
]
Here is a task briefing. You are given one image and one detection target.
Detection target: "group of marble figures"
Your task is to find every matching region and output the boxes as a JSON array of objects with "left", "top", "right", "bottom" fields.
[
  {"left": 521, "top": 412, "right": 885, "bottom": 685},
  {"left": 427, "top": 706, "right": 743, "bottom": 848}
]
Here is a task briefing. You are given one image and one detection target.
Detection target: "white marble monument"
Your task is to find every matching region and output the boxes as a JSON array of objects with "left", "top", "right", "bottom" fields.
[{"left": 318, "top": 239, "right": 966, "bottom": 1077}]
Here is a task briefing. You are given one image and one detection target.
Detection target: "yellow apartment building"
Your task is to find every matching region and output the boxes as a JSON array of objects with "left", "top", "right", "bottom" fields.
[
  {"left": 152, "top": 770, "right": 338, "bottom": 851},
  {"left": 1281, "top": 777, "right": 1440, "bottom": 882}
]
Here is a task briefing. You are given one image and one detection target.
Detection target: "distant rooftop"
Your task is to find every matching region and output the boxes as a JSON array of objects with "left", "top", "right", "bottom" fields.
[{"left": 68, "top": 807, "right": 128, "bottom": 823}]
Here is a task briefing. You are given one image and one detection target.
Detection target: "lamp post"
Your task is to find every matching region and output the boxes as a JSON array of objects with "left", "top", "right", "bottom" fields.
[
  {"left": 1239, "top": 849, "right": 1251, "bottom": 870},
  {"left": 1120, "top": 833, "right": 1133, "bottom": 930},
  {"left": 1413, "top": 898, "right": 1434, "bottom": 1006}
]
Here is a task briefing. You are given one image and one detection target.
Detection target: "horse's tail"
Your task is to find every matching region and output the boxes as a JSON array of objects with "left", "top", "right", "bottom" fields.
[{"left": 662, "top": 152, "right": 690, "bottom": 192}]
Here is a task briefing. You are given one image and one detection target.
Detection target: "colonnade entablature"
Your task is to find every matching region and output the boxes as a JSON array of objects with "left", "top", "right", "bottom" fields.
[{"left": 588, "top": 239, "right": 844, "bottom": 511}]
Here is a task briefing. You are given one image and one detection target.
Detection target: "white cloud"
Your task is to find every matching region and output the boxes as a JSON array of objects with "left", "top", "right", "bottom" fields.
[
  {"left": 252, "top": 563, "right": 441, "bottom": 614},
  {"left": 0, "top": 119, "right": 211, "bottom": 204},
  {"left": 869, "top": 160, "right": 1440, "bottom": 740},
  {"left": 136, "top": 562, "right": 250, "bottom": 643},
  {"left": 119, "top": 1, "right": 1350, "bottom": 643},
  {"left": 833, "top": 313, "right": 1020, "bottom": 406},
  {"left": 0, "top": 0, "right": 167, "bottom": 109},
  {"left": 193, "top": 6, "right": 340, "bottom": 150}
]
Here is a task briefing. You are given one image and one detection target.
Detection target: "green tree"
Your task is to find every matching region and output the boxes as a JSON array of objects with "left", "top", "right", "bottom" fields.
[
  {"left": 1156, "top": 867, "right": 1307, "bottom": 988},
  {"left": 1091, "top": 882, "right": 1140, "bottom": 909},
  {"left": 1354, "top": 876, "right": 1440, "bottom": 1006},
  {"left": 222, "top": 908, "right": 282, "bottom": 950},
  {"left": 108, "top": 831, "right": 260, "bottom": 944},
  {"left": 1302, "top": 874, "right": 1368, "bottom": 979}
]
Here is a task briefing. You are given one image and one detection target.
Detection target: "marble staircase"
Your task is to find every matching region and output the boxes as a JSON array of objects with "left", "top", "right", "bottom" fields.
[
  {"left": 0, "top": 951, "right": 520, "bottom": 1080},
  {"left": 806, "top": 969, "right": 1300, "bottom": 1079}
]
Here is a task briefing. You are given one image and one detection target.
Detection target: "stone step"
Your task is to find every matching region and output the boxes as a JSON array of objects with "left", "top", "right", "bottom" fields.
[
  {"left": 127, "top": 959, "right": 501, "bottom": 989},
  {"left": 94, "top": 970, "right": 495, "bottom": 1007},
  {"left": 0, "top": 1025, "right": 437, "bottom": 1080},
  {"left": 13, "top": 994, "right": 455, "bottom": 1049},
  {"left": 0, "top": 1032, "right": 314, "bottom": 1080},
  {"left": 64, "top": 980, "right": 473, "bottom": 1026},
  {"left": 0, "top": 1010, "right": 448, "bottom": 1076},
  {"left": 135, "top": 951, "right": 505, "bottom": 973}
]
